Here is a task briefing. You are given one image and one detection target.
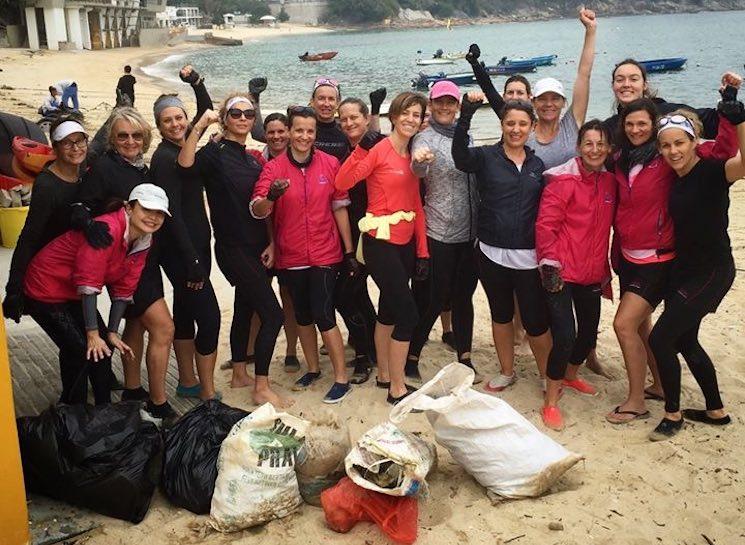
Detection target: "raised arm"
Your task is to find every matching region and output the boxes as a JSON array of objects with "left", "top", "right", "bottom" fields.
[
  {"left": 570, "top": 8, "right": 597, "bottom": 128},
  {"left": 452, "top": 92, "right": 485, "bottom": 173},
  {"left": 179, "top": 65, "right": 213, "bottom": 127},
  {"left": 369, "top": 87, "right": 386, "bottom": 133},
  {"left": 466, "top": 44, "right": 505, "bottom": 119},
  {"left": 722, "top": 100, "right": 745, "bottom": 182},
  {"left": 248, "top": 77, "right": 267, "bottom": 143},
  {"left": 178, "top": 109, "right": 219, "bottom": 169}
]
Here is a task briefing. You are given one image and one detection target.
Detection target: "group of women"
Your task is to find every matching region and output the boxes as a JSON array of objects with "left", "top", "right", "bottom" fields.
[{"left": 4, "top": 8, "right": 742, "bottom": 440}]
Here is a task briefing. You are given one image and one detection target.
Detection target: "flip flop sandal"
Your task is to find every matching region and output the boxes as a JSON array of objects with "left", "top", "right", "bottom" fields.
[
  {"left": 606, "top": 405, "right": 651, "bottom": 424},
  {"left": 644, "top": 389, "right": 664, "bottom": 401}
]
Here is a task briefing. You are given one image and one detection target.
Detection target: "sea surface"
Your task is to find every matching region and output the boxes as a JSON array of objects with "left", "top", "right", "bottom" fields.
[{"left": 144, "top": 10, "right": 745, "bottom": 139}]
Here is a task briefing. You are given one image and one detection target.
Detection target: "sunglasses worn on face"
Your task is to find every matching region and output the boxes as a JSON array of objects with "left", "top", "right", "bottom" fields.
[
  {"left": 116, "top": 132, "right": 144, "bottom": 142},
  {"left": 227, "top": 108, "right": 256, "bottom": 120}
]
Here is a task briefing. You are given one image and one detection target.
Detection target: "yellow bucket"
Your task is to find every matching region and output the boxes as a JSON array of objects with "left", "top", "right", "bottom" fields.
[{"left": 0, "top": 206, "right": 29, "bottom": 249}]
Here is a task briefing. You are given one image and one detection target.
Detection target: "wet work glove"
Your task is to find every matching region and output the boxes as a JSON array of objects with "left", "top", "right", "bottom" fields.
[
  {"left": 179, "top": 67, "right": 202, "bottom": 86},
  {"left": 2, "top": 291, "right": 24, "bottom": 323},
  {"left": 358, "top": 131, "right": 380, "bottom": 151},
  {"left": 718, "top": 85, "right": 745, "bottom": 125},
  {"left": 249, "top": 77, "right": 268, "bottom": 98},
  {"left": 539, "top": 264, "right": 564, "bottom": 293},
  {"left": 71, "top": 204, "right": 113, "bottom": 249},
  {"left": 186, "top": 258, "right": 206, "bottom": 285},
  {"left": 414, "top": 258, "right": 430, "bottom": 282},
  {"left": 466, "top": 43, "right": 481, "bottom": 66},
  {"left": 344, "top": 251, "right": 361, "bottom": 278},
  {"left": 369, "top": 87, "right": 387, "bottom": 116},
  {"left": 460, "top": 93, "right": 483, "bottom": 118},
  {"left": 267, "top": 179, "right": 290, "bottom": 201}
]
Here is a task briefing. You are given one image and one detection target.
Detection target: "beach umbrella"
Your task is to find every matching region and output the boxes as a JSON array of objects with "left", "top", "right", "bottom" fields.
[{"left": 260, "top": 15, "right": 276, "bottom": 21}]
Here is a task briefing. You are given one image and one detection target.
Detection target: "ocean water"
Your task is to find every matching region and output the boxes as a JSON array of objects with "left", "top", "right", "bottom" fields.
[{"left": 144, "top": 10, "right": 745, "bottom": 139}]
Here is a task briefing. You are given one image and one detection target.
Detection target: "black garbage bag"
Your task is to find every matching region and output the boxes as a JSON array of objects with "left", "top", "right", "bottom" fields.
[
  {"left": 162, "top": 400, "right": 249, "bottom": 514},
  {"left": 17, "top": 402, "right": 162, "bottom": 523}
]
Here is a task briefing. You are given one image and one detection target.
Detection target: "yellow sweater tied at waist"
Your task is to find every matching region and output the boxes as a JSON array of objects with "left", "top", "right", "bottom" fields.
[{"left": 356, "top": 211, "right": 416, "bottom": 264}]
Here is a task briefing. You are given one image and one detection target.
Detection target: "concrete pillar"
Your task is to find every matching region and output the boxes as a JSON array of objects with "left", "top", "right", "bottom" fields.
[
  {"left": 65, "top": 8, "right": 83, "bottom": 49},
  {"left": 24, "top": 7, "right": 39, "bottom": 50},
  {"left": 103, "top": 10, "right": 111, "bottom": 49},
  {"left": 43, "top": 7, "right": 68, "bottom": 50},
  {"left": 80, "top": 10, "right": 92, "bottom": 50}
]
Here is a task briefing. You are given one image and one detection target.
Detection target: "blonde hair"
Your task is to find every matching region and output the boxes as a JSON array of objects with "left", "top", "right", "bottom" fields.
[
  {"left": 218, "top": 91, "right": 254, "bottom": 130},
  {"left": 106, "top": 107, "right": 153, "bottom": 153},
  {"left": 665, "top": 108, "right": 703, "bottom": 139}
]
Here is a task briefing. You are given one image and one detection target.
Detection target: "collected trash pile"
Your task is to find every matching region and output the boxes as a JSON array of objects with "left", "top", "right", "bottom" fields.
[{"left": 16, "top": 364, "right": 584, "bottom": 543}]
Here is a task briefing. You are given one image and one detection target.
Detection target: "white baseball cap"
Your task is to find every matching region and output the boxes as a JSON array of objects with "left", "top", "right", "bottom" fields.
[
  {"left": 128, "top": 183, "right": 171, "bottom": 216},
  {"left": 533, "top": 77, "right": 566, "bottom": 99}
]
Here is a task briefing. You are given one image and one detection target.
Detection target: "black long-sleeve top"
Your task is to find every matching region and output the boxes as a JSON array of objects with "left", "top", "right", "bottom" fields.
[
  {"left": 316, "top": 120, "right": 351, "bottom": 162},
  {"left": 78, "top": 150, "right": 148, "bottom": 214},
  {"left": 5, "top": 169, "right": 80, "bottom": 294},
  {"left": 471, "top": 61, "right": 506, "bottom": 119}
]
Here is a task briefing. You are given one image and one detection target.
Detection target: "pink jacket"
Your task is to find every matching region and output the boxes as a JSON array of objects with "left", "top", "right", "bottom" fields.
[
  {"left": 24, "top": 209, "right": 150, "bottom": 303},
  {"left": 536, "top": 157, "right": 616, "bottom": 286},
  {"left": 251, "top": 150, "right": 349, "bottom": 269}
]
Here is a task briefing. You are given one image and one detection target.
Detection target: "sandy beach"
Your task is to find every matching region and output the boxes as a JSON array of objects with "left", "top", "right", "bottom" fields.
[{"left": 1, "top": 23, "right": 745, "bottom": 545}]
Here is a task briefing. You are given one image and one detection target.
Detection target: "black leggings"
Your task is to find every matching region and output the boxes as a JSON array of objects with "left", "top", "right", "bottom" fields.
[
  {"left": 410, "top": 237, "right": 478, "bottom": 359},
  {"left": 545, "top": 283, "right": 601, "bottom": 381},
  {"left": 335, "top": 268, "right": 377, "bottom": 358},
  {"left": 215, "top": 244, "right": 283, "bottom": 376},
  {"left": 363, "top": 235, "right": 418, "bottom": 342},
  {"left": 476, "top": 248, "right": 549, "bottom": 336},
  {"left": 280, "top": 266, "right": 338, "bottom": 332},
  {"left": 26, "top": 298, "right": 112, "bottom": 405},
  {"left": 161, "top": 248, "right": 220, "bottom": 355}
]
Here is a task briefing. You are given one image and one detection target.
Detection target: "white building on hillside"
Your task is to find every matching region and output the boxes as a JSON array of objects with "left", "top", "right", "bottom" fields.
[
  {"left": 156, "top": 6, "right": 203, "bottom": 28},
  {"left": 22, "top": 0, "right": 166, "bottom": 50}
]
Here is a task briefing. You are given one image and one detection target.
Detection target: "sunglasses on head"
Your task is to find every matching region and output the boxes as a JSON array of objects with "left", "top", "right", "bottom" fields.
[
  {"left": 227, "top": 108, "right": 256, "bottom": 120},
  {"left": 313, "top": 77, "right": 339, "bottom": 90},
  {"left": 658, "top": 114, "right": 691, "bottom": 128}
]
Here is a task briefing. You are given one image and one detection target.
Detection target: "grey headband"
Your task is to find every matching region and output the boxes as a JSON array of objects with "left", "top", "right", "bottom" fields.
[{"left": 153, "top": 95, "right": 187, "bottom": 124}]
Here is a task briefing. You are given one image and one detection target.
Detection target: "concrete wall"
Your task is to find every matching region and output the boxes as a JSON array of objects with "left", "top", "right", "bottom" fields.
[
  {"left": 269, "top": 1, "right": 328, "bottom": 25},
  {"left": 139, "top": 27, "right": 183, "bottom": 47}
]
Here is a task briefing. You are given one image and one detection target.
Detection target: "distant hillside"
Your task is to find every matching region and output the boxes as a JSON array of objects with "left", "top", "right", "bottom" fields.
[{"left": 323, "top": 0, "right": 745, "bottom": 24}]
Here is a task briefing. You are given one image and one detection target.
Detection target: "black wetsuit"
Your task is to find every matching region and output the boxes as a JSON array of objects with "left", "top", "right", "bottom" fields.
[
  {"left": 151, "top": 139, "right": 219, "bottom": 355},
  {"left": 649, "top": 159, "right": 736, "bottom": 414},
  {"left": 181, "top": 139, "right": 282, "bottom": 375}
]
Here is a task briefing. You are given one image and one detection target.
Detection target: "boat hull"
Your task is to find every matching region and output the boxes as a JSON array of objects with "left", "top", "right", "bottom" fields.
[
  {"left": 299, "top": 51, "right": 338, "bottom": 61},
  {"left": 639, "top": 58, "right": 687, "bottom": 73}
]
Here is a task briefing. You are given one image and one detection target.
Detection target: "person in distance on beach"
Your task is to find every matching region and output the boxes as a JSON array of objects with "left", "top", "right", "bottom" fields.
[
  {"left": 116, "top": 65, "right": 136, "bottom": 106},
  {"left": 251, "top": 106, "right": 355, "bottom": 404},
  {"left": 336, "top": 91, "right": 430, "bottom": 406},
  {"left": 606, "top": 74, "right": 741, "bottom": 425},
  {"left": 647, "top": 97, "right": 745, "bottom": 441},
  {"left": 535, "top": 120, "right": 616, "bottom": 430},
  {"left": 406, "top": 80, "right": 480, "bottom": 385},
  {"left": 453, "top": 95, "right": 552, "bottom": 395},
  {"left": 178, "top": 95, "right": 290, "bottom": 408}
]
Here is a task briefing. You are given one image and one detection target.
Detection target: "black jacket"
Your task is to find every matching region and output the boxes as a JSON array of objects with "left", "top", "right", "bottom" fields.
[
  {"left": 78, "top": 149, "right": 148, "bottom": 214},
  {"left": 453, "top": 115, "right": 545, "bottom": 249}
]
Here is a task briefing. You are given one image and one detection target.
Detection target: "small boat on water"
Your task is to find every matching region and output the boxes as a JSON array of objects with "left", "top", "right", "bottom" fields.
[
  {"left": 442, "top": 51, "right": 467, "bottom": 60},
  {"left": 485, "top": 61, "right": 538, "bottom": 76},
  {"left": 502, "top": 54, "right": 557, "bottom": 67},
  {"left": 411, "top": 72, "right": 477, "bottom": 90},
  {"left": 299, "top": 51, "right": 338, "bottom": 62},
  {"left": 416, "top": 49, "right": 455, "bottom": 66},
  {"left": 639, "top": 57, "right": 687, "bottom": 73}
]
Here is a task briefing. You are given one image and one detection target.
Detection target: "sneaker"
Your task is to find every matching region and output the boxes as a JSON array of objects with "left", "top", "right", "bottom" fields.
[
  {"left": 441, "top": 331, "right": 456, "bottom": 351},
  {"left": 323, "top": 382, "right": 351, "bottom": 404},
  {"left": 176, "top": 383, "right": 202, "bottom": 399},
  {"left": 293, "top": 371, "right": 321, "bottom": 390},
  {"left": 484, "top": 373, "right": 517, "bottom": 393},
  {"left": 146, "top": 400, "right": 178, "bottom": 427},
  {"left": 284, "top": 355, "right": 301, "bottom": 373},
  {"left": 563, "top": 378, "right": 598, "bottom": 396},
  {"left": 404, "top": 359, "right": 422, "bottom": 382},
  {"left": 648, "top": 417, "right": 684, "bottom": 442},
  {"left": 542, "top": 406, "right": 564, "bottom": 431},
  {"left": 386, "top": 384, "right": 418, "bottom": 406},
  {"left": 121, "top": 386, "right": 149, "bottom": 402}
]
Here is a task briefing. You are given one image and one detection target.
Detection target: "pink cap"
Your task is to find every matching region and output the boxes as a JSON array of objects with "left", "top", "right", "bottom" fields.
[{"left": 429, "top": 80, "right": 460, "bottom": 101}]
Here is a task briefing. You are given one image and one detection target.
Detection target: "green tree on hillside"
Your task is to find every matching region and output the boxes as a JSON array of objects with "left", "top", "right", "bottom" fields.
[{"left": 324, "top": 0, "right": 399, "bottom": 23}]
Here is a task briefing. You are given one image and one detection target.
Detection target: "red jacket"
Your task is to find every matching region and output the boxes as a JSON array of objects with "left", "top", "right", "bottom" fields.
[
  {"left": 251, "top": 150, "right": 348, "bottom": 269},
  {"left": 614, "top": 115, "right": 737, "bottom": 253},
  {"left": 335, "top": 138, "right": 429, "bottom": 258},
  {"left": 536, "top": 157, "right": 616, "bottom": 286},
  {"left": 24, "top": 209, "right": 150, "bottom": 303}
]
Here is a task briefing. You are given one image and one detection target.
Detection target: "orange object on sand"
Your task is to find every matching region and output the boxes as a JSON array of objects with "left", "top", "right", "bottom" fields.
[{"left": 12, "top": 136, "right": 55, "bottom": 174}]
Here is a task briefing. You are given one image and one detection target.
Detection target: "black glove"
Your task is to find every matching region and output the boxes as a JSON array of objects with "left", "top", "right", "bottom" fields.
[
  {"left": 369, "top": 87, "right": 387, "bottom": 116},
  {"left": 466, "top": 43, "right": 481, "bottom": 66},
  {"left": 414, "top": 258, "right": 430, "bottom": 282},
  {"left": 358, "top": 131, "right": 380, "bottom": 151},
  {"left": 539, "top": 265, "right": 564, "bottom": 293},
  {"left": 86, "top": 220, "right": 113, "bottom": 249},
  {"left": 179, "top": 67, "right": 202, "bottom": 86},
  {"left": 344, "top": 252, "right": 360, "bottom": 278},
  {"left": 249, "top": 77, "right": 268, "bottom": 98},
  {"left": 186, "top": 258, "right": 206, "bottom": 285},
  {"left": 267, "top": 179, "right": 290, "bottom": 201},
  {"left": 460, "top": 93, "right": 483, "bottom": 118},
  {"left": 3, "top": 291, "right": 24, "bottom": 323},
  {"left": 718, "top": 85, "right": 745, "bottom": 125}
]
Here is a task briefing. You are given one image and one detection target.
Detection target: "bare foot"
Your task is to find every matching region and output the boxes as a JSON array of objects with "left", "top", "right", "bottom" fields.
[
  {"left": 253, "top": 388, "right": 294, "bottom": 408},
  {"left": 230, "top": 374, "right": 255, "bottom": 388},
  {"left": 585, "top": 350, "right": 611, "bottom": 378}
]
